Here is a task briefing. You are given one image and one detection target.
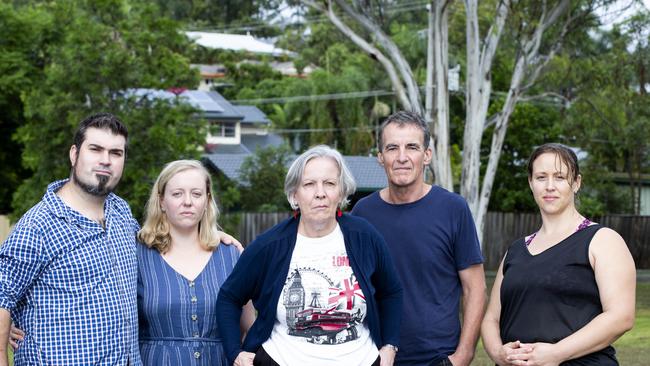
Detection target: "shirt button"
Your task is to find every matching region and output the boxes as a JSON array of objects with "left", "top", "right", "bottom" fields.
[
  {"left": 189, "top": 281, "right": 195, "bottom": 287},
  {"left": 194, "top": 351, "right": 201, "bottom": 358},
  {"left": 191, "top": 296, "right": 197, "bottom": 303},
  {"left": 193, "top": 332, "right": 200, "bottom": 337},
  {"left": 191, "top": 314, "right": 198, "bottom": 321}
]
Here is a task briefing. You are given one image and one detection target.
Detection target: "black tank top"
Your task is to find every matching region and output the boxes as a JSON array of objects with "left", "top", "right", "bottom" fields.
[{"left": 499, "top": 224, "right": 618, "bottom": 365}]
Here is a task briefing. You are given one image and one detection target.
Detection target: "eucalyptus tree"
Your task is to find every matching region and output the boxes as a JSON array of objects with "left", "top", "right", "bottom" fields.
[{"left": 297, "top": 0, "right": 615, "bottom": 242}]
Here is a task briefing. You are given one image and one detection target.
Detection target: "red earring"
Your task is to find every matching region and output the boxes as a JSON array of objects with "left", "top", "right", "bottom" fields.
[
  {"left": 293, "top": 209, "right": 300, "bottom": 219},
  {"left": 337, "top": 208, "right": 343, "bottom": 217}
]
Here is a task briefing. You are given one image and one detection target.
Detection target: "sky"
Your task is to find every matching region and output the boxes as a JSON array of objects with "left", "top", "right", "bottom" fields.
[{"left": 598, "top": 0, "right": 650, "bottom": 29}]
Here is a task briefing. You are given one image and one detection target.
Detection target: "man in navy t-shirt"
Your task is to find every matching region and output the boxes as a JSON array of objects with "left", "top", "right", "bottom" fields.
[{"left": 352, "top": 111, "right": 486, "bottom": 366}]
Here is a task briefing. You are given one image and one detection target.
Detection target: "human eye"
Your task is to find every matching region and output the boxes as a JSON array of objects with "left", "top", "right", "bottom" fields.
[
  {"left": 171, "top": 191, "right": 182, "bottom": 197},
  {"left": 385, "top": 145, "right": 397, "bottom": 151},
  {"left": 325, "top": 180, "right": 337, "bottom": 186},
  {"left": 192, "top": 191, "right": 203, "bottom": 198}
]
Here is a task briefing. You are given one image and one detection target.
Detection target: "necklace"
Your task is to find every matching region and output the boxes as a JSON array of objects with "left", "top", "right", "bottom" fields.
[{"left": 525, "top": 217, "right": 592, "bottom": 246}]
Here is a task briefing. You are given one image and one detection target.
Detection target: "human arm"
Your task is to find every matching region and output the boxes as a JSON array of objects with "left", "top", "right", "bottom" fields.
[
  {"left": 8, "top": 323, "right": 24, "bottom": 350},
  {"left": 0, "top": 226, "right": 47, "bottom": 365},
  {"left": 0, "top": 309, "right": 10, "bottom": 366},
  {"left": 218, "top": 231, "right": 244, "bottom": 253},
  {"left": 239, "top": 300, "right": 256, "bottom": 342},
  {"left": 233, "top": 351, "right": 255, "bottom": 366},
  {"left": 378, "top": 345, "right": 396, "bottom": 366},
  {"left": 216, "top": 239, "right": 266, "bottom": 364},
  {"left": 510, "top": 228, "right": 636, "bottom": 365},
  {"left": 448, "top": 263, "right": 486, "bottom": 366},
  {"left": 369, "top": 228, "right": 403, "bottom": 361},
  {"left": 481, "top": 258, "right": 531, "bottom": 366}
]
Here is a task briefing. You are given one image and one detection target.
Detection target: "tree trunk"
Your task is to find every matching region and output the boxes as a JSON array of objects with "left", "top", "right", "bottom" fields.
[
  {"left": 432, "top": 0, "right": 453, "bottom": 190},
  {"left": 462, "top": 0, "right": 509, "bottom": 232}
]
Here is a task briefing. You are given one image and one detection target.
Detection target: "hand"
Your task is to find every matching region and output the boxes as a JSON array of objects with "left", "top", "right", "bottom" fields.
[
  {"left": 511, "top": 343, "right": 560, "bottom": 366},
  {"left": 218, "top": 231, "right": 244, "bottom": 253},
  {"left": 234, "top": 351, "right": 255, "bottom": 366},
  {"left": 448, "top": 349, "right": 474, "bottom": 366},
  {"left": 495, "top": 340, "right": 532, "bottom": 366},
  {"left": 9, "top": 324, "right": 25, "bottom": 351},
  {"left": 378, "top": 346, "right": 396, "bottom": 366}
]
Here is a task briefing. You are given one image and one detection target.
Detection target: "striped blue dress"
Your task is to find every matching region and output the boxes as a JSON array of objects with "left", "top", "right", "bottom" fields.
[{"left": 137, "top": 243, "right": 239, "bottom": 365}]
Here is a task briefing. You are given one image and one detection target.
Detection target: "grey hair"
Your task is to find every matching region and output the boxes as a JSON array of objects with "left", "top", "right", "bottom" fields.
[
  {"left": 378, "top": 110, "right": 430, "bottom": 151},
  {"left": 284, "top": 145, "right": 357, "bottom": 210}
]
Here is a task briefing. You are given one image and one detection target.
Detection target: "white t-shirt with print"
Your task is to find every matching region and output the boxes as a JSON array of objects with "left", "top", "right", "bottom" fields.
[{"left": 262, "top": 224, "right": 378, "bottom": 366}]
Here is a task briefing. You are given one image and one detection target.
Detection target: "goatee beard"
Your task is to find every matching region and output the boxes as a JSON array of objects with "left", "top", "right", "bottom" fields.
[{"left": 73, "top": 170, "right": 113, "bottom": 197}]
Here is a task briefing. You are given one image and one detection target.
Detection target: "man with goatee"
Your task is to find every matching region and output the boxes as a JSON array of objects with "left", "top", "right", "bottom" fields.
[{"left": 0, "top": 113, "right": 140, "bottom": 365}]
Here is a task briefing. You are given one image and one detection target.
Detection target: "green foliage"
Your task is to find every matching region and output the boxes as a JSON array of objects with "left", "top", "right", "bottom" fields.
[
  {"left": 556, "top": 20, "right": 650, "bottom": 214},
  {"left": 10, "top": 0, "right": 203, "bottom": 220},
  {"left": 238, "top": 145, "right": 292, "bottom": 212},
  {"left": 486, "top": 102, "right": 563, "bottom": 212},
  {"left": 0, "top": 3, "right": 56, "bottom": 213},
  {"left": 148, "top": 0, "right": 281, "bottom": 34}
]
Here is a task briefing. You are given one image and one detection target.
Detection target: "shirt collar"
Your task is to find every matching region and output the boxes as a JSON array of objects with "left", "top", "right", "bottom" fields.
[{"left": 44, "top": 179, "right": 117, "bottom": 225}]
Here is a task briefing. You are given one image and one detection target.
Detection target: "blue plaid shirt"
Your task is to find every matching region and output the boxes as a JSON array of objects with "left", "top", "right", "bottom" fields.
[{"left": 0, "top": 180, "right": 141, "bottom": 365}]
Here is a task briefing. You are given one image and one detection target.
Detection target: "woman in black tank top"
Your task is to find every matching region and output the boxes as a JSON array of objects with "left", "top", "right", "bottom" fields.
[{"left": 481, "top": 143, "right": 636, "bottom": 365}]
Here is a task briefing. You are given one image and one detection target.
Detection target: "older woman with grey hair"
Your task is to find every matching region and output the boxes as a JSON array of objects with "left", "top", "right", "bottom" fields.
[{"left": 217, "top": 145, "right": 403, "bottom": 366}]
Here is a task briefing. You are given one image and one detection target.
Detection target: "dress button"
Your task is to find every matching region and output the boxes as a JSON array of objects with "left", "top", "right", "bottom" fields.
[
  {"left": 194, "top": 351, "right": 201, "bottom": 358},
  {"left": 191, "top": 296, "right": 197, "bottom": 303},
  {"left": 191, "top": 314, "right": 198, "bottom": 321}
]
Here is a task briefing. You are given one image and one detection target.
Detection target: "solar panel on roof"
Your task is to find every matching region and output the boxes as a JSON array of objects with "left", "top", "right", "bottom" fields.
[{"left": 182, "top": 90, "right": 224, "bottom": 112}]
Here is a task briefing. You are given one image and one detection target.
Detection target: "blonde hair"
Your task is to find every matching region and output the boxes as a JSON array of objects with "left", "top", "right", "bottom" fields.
[{"left": 138, "top": 160, "right": 221, "bottom": 253}]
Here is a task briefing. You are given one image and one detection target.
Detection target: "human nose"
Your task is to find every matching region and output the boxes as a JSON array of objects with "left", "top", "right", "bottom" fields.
[
  {"left": 397, "top": 147, "right": 408, "bottom": 162},
  {"left": 545, "top": 178, "right": 556, "bottom": 191},
  {"left": 99, "top": 151, "right": 111, "bottom": 165},
  {"left": 182, "top": 193, "right": 193, "bottom": 206},
  {"left": 315, "top": 183, "right": 326, "bottom": 198}
]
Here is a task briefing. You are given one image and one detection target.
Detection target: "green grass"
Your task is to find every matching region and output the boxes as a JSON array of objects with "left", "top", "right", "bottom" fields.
[{"left": 6, "top": 274, "right": 650, "bottom": 366}]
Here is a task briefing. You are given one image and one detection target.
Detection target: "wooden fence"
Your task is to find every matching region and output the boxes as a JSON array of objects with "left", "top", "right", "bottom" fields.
[
  {"left": 226, "top": 212, "right": 650, "bottom": 270},
  {"left": 3, "top": 211, "right": 647, "bottom": 269}
]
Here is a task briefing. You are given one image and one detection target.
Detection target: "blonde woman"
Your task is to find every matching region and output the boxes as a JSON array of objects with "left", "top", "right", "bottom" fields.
[{"left": 136, "top": 160, "right": 254, "bottom": 365}]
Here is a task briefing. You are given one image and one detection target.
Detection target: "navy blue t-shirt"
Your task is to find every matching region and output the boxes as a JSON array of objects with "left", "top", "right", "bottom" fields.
[{"left": 352, "top": 186, "right": 483, "bottom": 366}]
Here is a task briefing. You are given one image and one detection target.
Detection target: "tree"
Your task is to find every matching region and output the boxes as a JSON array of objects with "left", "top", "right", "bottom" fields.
[
  {"left": 238, "top": 145, "right": 293, "bottom": 212},
  {"left": 0, "top": 3, "right": 57, "bottom": 214},
  {"left": 11, "top": 0, "right": 203, "bottom": 220},
  {"left": 299, "top": 0, "right": 612, "bottom": 243},
  {"left": 555, "top": 14, "right": 650, "bottom": 214},
  {"left": 232, "top": 43, "right": 379, "bottom": 155}
]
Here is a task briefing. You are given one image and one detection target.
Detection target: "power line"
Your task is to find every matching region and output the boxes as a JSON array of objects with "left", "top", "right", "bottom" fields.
[
  {"left": 233, "top": 89, "right": 396, "bottom": 104},
  {"left": 233, "top": 87, "right": 564, "bottom": 106}
]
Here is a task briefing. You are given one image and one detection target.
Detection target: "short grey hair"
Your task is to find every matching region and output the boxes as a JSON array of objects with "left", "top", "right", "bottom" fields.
[
  {"left": 378, "top": 110, "right": 430, "bottom": 151},
  {"left": 284, "top": 145, "right": 357, "bottom": 210}
]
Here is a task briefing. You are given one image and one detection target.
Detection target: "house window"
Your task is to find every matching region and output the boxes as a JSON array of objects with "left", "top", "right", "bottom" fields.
[{"left": 211, "top": 121, "right": 236, "bottom": 137}]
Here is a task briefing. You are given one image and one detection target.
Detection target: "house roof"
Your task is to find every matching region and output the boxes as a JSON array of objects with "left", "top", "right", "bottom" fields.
[
  {"left": 125, "top": 88, "right": 267, "bottom": 122},
  {"left": 185, "top": 31, "right": 294, "bottom": 57},
  {"left": 233, "top": 105, "right": 271, "bottom": 124},
  {"left": 204, "top": 153, "right": 387, "bottom": 191},
  {"left": 198, "top": 91, "right": 241, "bottom": 120},
  {"left": 241, "top": 134, "right": 285, "bottom": 152},
  {"left": 342, "top": 156, "right": 388, "bottom": 191}
]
